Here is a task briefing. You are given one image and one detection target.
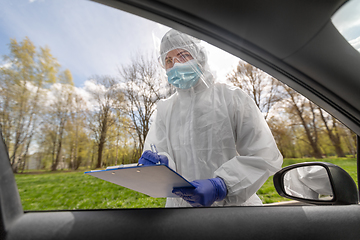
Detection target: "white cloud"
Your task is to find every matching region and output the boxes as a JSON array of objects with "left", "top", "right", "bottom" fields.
[
  {"left": 349, "top": 36, "right": 360, "bottom": 52},
  {"left": 0, "top": 62, "right": 12, "bottom": 69},
  {"left": 332, "top": 0, "right": 360, "bottom": 39},
  {"left": 41, "top": 83, "right": 93, "bottom": 111},
  {"left": 203, "top": 42, "right": 240, "bottom": 83},
  {"left": 84, "top": 80, "right": 106, "bottom": 94}
]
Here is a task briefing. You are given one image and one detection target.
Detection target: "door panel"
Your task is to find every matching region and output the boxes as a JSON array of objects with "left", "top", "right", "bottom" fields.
[{"left": 6, "top": 205, "right": 360, "bottom": 240}]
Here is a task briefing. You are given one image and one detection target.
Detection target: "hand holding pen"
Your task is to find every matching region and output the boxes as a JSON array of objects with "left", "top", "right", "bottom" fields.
[
  {"left": 150, "top": 143, "right": 158, "bottom": 154},
  {"left": 138, "top": 144, "right": 169, "bottom": 166}
]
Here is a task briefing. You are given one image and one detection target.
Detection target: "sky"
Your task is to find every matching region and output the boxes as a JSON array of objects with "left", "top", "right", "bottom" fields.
[
  {"left": 332, "top": 0, "right": 360, "bottom": 52},
  {"left": 0, "top": 0, "right": 240, "bottom": 88},
  {"left": 0, "top": 0, "right": 359, "bottom": 89}
]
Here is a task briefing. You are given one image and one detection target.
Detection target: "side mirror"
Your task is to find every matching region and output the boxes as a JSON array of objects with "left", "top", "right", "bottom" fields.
[{"left": 273, "top": 162, "right": 359, "bottom": 205}]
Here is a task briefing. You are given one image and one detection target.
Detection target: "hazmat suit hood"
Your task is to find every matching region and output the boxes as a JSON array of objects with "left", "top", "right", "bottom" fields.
[{"left": 159, "top": 29, "right": 213, "bottom": 90}]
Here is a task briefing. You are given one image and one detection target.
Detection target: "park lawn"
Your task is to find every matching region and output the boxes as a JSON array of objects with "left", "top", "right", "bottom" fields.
[
  {"left": 15, "top": 171, "right": 166, "bottom": 210},
  {"left": 15, "top": 158, "right": 358, "bottom": 210}
]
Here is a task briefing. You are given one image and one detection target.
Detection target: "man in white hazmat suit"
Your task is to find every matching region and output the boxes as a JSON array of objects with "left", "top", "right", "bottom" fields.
[{"left": 138, "top": 29, "right": 283, "bottom": 207}]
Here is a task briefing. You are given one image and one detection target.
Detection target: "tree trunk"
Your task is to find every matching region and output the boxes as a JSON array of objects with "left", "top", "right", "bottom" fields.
[
  {"left": 74, "top": 156, "right": 82, "bottom": 170},
  {"left": 51, "top": 120, "right": 66, "bottom": 171},
  {"left": 51, "top": 139, "right": 63, "bottom": 171},
  {"left": 297, "top": 106, "right": 322, "bottom": 158},
  {"left": 334, "top": 144, "right": 345, "bottom": 157},
  {"left": 96, "top": 140, "right": 104, "bottom": 169},
  {"left": 331, "top": 123, "right": 345, "bottom": 157},
  {"left": 96, "top": 114, "right": 108, "bottom": 168},
  {"left": 91, "top": 143, "right": 96, "bottom": 168},
  {"left": 319, "top": 110, "right": 346, "bottom": 157},
  {"left": 287, "top": 90, "right": 323, "bottom": 159},
  {"left": 310, "top": 144, "right": 323, "bottom": 159}
]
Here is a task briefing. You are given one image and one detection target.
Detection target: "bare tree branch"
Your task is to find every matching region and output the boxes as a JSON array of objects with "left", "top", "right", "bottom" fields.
[{"left": 119, "top": 54, "right": 168, "bottom": 156}]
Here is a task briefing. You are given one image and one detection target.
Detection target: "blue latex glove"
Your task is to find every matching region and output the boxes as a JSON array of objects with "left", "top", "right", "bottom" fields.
[
  {"left": 172, "top": 177, "right": 227, "bottom": 207},
  {"left": 138, "top": 150, "right": 168, "bottom": 166}
]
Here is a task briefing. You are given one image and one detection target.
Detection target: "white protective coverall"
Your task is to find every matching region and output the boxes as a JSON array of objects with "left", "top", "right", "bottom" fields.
[{"left": 143, "top": 29, "right": 283, "bottom": 207}]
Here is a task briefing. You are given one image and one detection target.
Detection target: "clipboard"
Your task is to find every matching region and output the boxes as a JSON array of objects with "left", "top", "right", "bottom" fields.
[{"left": 85, "top": 164, "right": 194, "bottom": 198}]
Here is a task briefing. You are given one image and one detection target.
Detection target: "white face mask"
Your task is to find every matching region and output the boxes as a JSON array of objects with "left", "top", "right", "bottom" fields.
[{"left": 166, "top": 60, "right": 202, "bottom": 89}]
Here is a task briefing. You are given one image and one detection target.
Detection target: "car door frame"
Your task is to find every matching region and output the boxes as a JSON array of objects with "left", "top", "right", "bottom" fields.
[{"left": 1, "top": 0, "right": 360, "bottom": 239}]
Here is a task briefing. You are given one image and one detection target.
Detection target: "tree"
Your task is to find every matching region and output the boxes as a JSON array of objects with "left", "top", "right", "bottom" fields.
[
  {"left": 267, "top": 116, "right": 298, "bottom": 158},
  {"left": 318, "top": 108, "right": 346, "bottom": 157},
  {"left": 86, "top": 75, "right": 124, "bottom": 169},
  {"left": 119, "top": 54, "right": 168, "bottom": 157},
  {"left": 0, "top": 72, "right": 14, "bottom": 149},
  {"left": 283, "top": 86, "right": 323, "bottom": 158},
  {"left": 65, "top": 93, "right": 90, "bottom": 170},
  {"left": 341, "top": 127, "right": 357, "bottom": 157},
  {"left": 45, "top": 82, "right": 74, "bottom": 171},
  {"left": 227, "top": 61, "right": 283, "bottom": 120},
  {"left": 107, "top": 111, "right": 134, "bottom": 166},
  {"left": 0, "top": 37, "right": 61, "bottom": 172}
]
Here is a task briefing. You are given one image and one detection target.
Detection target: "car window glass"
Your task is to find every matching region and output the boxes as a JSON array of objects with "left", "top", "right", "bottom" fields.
[
  {"left": 1, "top": 0, "right": 357, "bottom": 211},
  {"left": 332, "top": 0, "right": 360, "bottom": 53}
]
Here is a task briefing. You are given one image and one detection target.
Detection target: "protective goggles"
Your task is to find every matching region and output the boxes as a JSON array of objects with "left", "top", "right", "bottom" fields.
[{"left": 160, "top": 50, "right": 194, "bottom": 70}]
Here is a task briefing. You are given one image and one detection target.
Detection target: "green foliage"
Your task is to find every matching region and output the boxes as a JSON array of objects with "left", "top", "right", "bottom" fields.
[{"left": 0, "top": 37, "right": 75, "bottom": 172}]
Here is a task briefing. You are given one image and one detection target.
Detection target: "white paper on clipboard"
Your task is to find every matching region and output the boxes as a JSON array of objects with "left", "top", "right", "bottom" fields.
[{"left": 85, "top": 164, "right": 194, "bottom": 198}]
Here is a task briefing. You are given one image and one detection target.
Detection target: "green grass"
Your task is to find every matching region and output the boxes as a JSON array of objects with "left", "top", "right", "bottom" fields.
[
  {"left": 15, "top": 158, "right": 358, "bottom": 210},
  {"left": 15, "top": 171, "right": 166, "bottom": 210}
]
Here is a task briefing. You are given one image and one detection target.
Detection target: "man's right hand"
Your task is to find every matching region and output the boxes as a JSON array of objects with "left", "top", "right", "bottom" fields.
[{"left": 138, "top": 150, "right": 169, "bottom": 166}]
